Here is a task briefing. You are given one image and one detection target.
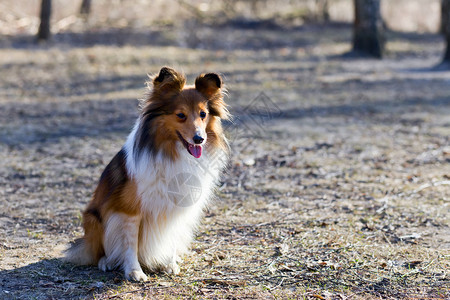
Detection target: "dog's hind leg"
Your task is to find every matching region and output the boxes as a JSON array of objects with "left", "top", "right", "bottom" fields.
[{"left": 101, "top": 213, "right": 148, "bottom": 281}]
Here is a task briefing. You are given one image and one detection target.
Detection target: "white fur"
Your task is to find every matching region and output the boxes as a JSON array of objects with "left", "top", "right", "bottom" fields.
[
  {"left": 99, "top": 213, "right": 147, "bottom": 281},
  {"left": 102, "top": 117, "right": 227, "bottom": 277}
]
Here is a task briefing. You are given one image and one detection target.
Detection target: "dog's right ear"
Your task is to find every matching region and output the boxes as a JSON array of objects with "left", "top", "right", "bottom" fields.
[{"left": 151, "top": 67, "right": 186, "bottom": 99}]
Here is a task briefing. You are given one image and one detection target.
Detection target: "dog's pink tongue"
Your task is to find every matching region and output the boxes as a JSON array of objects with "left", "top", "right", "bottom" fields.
[{"left": 188, "top": 144, "right": 202, "bottom": 158}]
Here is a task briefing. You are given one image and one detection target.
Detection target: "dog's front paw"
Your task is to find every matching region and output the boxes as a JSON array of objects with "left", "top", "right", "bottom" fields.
[
  {"left": 165, "top": 262, "right": 180, "bottom": 275},
  {"left": 98, "top": 256, "right": 110, "bottom": 272},
  {"left": 126, "top": 269, "right": 148, "bottom": 282}
]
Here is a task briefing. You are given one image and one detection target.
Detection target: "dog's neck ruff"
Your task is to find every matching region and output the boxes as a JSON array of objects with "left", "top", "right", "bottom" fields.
[{"left": 123, "top": 119, "right": 227, "bottom": 212}]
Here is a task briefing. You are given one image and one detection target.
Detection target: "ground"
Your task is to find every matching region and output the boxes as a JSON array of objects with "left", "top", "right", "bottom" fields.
[{"left": 0, "top": 21, "right": 449, "bottom": 299}]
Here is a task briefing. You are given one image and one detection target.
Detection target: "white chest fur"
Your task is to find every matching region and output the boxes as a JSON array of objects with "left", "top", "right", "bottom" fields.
[{"left": 122, "top": 121, "right": 227, "bottom": 269}]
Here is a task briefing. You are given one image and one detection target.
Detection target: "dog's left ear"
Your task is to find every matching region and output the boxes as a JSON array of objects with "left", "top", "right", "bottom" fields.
[
  {"left": 195, "top": 73, "right": 222, "bottom": 98},
  {"left": 195, "top": 73, "right": 229, "bottom": 119}
]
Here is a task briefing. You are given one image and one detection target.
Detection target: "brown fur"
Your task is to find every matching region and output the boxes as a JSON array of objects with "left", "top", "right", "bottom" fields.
[
  {"left": 135, "top": 68, "right": 229, "bottom": 160},
  {"left": 65, "top": 67, "right": 229, "bottom": 273},
  {"left": 76, "top": 149, "right": 142, "bottom": 264}
]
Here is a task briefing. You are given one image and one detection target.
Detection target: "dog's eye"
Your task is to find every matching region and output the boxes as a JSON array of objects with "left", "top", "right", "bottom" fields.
[
  {"left": 200, "top": 111, "right": 206, "bottom": 119},
  {"left": 176, "top": 113, "right": 186, "bottom": 120}
]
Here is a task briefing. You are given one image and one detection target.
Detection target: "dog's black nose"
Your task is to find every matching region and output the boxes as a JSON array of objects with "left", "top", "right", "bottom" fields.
[{"left": 193, "top": 135, "right": 204, "bottom": 144}]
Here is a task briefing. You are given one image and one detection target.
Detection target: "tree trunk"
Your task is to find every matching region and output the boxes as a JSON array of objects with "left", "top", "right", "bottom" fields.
[
  {"left": 37, "top": 0, "right": 52, "bottom": 41},
  {"left": 443, "top": 0, "right": 450, "bottom": 62},
  {"left": 441, "top": 0, "right": 449, "bottom": 34},
  {"left": 353, "top": 0, "right": 384, "bottom": 58},
  {"left": 80, "top": 0, "right": 92, "bottom": 16},
  {"left": 316, "top": 0, "right": 329, "bottom": 22}
]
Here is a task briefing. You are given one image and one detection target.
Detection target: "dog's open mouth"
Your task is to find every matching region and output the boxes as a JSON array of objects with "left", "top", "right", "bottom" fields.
[{"left": 176, "top": 131, "right": 202, "bottom": 158}]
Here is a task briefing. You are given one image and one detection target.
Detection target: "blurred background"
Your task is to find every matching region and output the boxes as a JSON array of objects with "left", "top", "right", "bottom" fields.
[
  {"left": 0, "top": 0, "right": 444, "bottom": 36},
  {"left": 1, "top": 1, "right": 449, "bottom": 299}
]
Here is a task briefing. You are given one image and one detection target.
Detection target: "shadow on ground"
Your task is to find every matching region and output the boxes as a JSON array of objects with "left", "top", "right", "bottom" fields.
[
  {"left": 0, "top": 98, "right": 138, "bottom": 146},
  {"left": 0, "top": 258, "right": 119, "bottom": 299},
  {"left": 1, "top": 87, "right": 448, "bottom": 147},
  {"left": 0, "top": 21, "right": 358, "bottom": 51}
]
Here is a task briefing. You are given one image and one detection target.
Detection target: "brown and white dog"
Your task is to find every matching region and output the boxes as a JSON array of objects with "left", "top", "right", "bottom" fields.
[{"left": 64, "top": 67, "right": 229, "bottom": 281}]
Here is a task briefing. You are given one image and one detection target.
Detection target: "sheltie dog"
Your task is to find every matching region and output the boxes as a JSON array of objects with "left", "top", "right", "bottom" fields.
[{"left": 64, "top": 67, "right": 230, "bottom": 281}]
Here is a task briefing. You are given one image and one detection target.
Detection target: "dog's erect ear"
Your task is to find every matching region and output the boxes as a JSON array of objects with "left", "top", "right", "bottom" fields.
[
  {"left": 195, "top": 73, "right": 222, "bottom": 98},
  {"left": 152, "top": 67, "right": 185, "bottom": 98},
  {"left": 195, "top": 73, "right": 229, "bottom": 119}
]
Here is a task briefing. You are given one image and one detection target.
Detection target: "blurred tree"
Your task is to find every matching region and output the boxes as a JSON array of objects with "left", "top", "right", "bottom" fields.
[
  {"left": 442, "top": 0, "right": 449, "bottom": 34},
  {"left": 444, "top": 0, "right": 450, "bottom": 62},
  {"left": 316, "top": 0, "right": 329, "bottom": 22},
  {"left": 352, "top": 0, "right": 384, "bottom": 58},
  {"left": 37, "top": 0, "right": 52, "bottom": 41},
  {"left": 80, "top": 0, "right": 92, "bottom": 17}
]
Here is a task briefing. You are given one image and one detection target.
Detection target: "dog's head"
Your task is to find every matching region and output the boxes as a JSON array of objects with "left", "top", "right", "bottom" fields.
[{"left": 136, "top": 67, "right": 229, "bottom": 160}]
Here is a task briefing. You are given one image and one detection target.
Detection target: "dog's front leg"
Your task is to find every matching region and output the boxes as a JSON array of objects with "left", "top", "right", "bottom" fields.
[
  {"left": 164, "top": 248, "right": 180, "bottom": 275},
  {"left": 102, "top": 213, "right": 148, "bottom": 281},
  {"left": 122, "top": 215, "right": 148, "bottom": 282}
]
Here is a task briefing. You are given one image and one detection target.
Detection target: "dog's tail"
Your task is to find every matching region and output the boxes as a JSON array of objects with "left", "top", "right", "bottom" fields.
[
  {"left": 63, "top": 238, "right": 95, "bottom": 265},
  {"left": 63, "top": 213, "right": 104, "bottom": 266}
]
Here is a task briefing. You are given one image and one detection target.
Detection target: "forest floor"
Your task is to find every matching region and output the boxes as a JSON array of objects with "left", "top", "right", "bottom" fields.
[{"left": 0, "top": 21, "right": 449, "bottom": 299}]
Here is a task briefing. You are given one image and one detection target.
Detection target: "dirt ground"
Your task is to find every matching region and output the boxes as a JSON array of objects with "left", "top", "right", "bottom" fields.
[{"left": 0, "top": 19, "right": 449, "bottom": 299}]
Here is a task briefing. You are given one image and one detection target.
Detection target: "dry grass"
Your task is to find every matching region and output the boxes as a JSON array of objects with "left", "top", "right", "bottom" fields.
[{"left": 0, "top": 3, "right": 449, "bottom": 299}]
